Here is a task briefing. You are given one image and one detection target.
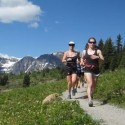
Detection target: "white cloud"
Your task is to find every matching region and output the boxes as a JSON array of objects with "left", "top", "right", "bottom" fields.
[
  {"left": 0, "top": 0, "right": 29, "bottom": 7},
  {"left": 0, "top": 0, "right": 42, "bottom": 28},
  {"left": 28, "top": 22, "right": 39, "bottom": 28}
]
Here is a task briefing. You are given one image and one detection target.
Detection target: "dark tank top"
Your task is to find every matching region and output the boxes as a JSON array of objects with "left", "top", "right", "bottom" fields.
[
  {"left": 66, "top": 55, "right": 77, "bottom": 67},
  {"left": 66, "top": 52, "right": 78, "bottom": 68},
  {"left": 84, "top": 49, "right": 99, "bottom": 66}
]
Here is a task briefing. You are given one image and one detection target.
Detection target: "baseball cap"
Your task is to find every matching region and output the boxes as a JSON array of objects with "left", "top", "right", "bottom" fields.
[{"left": 69, "top": 41, "right": 75, "bottom": 45}]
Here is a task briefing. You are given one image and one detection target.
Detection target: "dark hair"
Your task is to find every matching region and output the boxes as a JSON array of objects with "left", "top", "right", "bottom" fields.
[{"left": 88, "top": 37, "right": 96, "bottom": 43}]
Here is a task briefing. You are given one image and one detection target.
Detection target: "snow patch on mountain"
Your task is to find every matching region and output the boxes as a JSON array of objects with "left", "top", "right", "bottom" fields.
[
  {"left": 0, "top": 52, "right": 64, "bottom": 74},
  {"left": 0, "top": 53, "right": 20, "bottom": 73}
]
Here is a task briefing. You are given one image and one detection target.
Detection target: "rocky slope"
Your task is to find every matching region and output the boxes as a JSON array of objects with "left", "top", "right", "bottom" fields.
[{"left": 0, "top": 52, "right": 64, "bottom": 74}]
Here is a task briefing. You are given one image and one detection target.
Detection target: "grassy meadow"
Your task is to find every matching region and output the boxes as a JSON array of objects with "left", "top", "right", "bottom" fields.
[
  {"left": 0, "top": 67, "right": 125, "bottom": 124},
  {"left": 0, "top": 68, "right": 99, "bottom": 125}
]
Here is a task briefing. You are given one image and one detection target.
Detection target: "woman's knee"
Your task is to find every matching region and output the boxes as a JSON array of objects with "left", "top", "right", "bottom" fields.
[
  {"left": 87, "top": 81, "right": 93, "bottom": 87},
  {"left": 72, "top": 74, "right": 77, "bottom": 82}
]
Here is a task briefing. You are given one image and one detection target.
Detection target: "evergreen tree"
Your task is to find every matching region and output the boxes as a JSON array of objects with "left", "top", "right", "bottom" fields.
[
  {"left": 114, "top": 34, "right": 123, "bottom": 67},
  {"left": 23, "top": 73, "right": 30, "bottom": 87},
  {"left": 119, "top": 43, "right": 125, "bottom": 68},
  {"left": 103, "top": 38, "right": 115, "bottom": 71},
  {"left": 119, "top": 52, "right": 125, "bottom": 68},
  {"left": 116, "top": 34, "right": 122, "bottom": 53},
  {"left": 98, "top": 39, "right": 104, "bottom": 50},
  {"left": 110, "top": 56, "right": 118, "bottom": 71},
  {"left": 122, "top": 41, "right": 125, "bottom": 52},
  {"left": 0, "top": 74, "right": 9, "bottom": 86},
  {"left": 97, "top": 39, "right": 105, "bottom": 72}
]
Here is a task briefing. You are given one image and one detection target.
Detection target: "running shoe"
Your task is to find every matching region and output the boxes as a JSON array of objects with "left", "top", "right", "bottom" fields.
[
  {"left": 88, "top": 100, "right": 93, "bottom": 107},
  {"left": 72, "top": 89, "right": 75, "bottom": 96},
  {"left": 67, "top": 95, "right": 71, "bottom": 99},
  {"left": 74, "top": 88, "right": 77, "bottom": 93}
]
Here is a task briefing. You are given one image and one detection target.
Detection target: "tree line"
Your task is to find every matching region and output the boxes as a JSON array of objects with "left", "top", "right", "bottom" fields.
[{"left": 95, "top": 34, "right": 125, "bottom": 72}]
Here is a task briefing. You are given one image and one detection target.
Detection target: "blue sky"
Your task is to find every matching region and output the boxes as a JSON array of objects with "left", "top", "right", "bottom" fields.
[{"left": 0, "top": 0, "right": 125, "bottom": 58}]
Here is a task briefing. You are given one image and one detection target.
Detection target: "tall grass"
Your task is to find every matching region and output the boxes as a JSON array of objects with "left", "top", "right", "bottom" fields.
[
  {"left": 95, "top": 69, "right": 125, "bottom": 108},
  {"left": 0, "top": 80, "right": 66, "bottom": 125}
]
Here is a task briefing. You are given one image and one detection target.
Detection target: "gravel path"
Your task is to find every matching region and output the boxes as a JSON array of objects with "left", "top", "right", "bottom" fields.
[{"left": 62, "top": 84, "right": 125, "bottom": 125}]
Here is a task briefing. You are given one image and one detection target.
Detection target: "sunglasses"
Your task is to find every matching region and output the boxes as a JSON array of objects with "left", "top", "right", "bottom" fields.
[
  {"left": 88, "top": 42, "right": 96, "bottom": 44},
  {"left": 69, "top": 44, "right": 75, "bottom": 46}
]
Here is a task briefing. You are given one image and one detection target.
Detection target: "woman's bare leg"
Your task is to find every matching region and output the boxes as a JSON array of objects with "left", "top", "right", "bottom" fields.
[
  {"left": 84, "top": 73, "right": 93, "bottom": 101},
  {"left": 71, "top": 73, "right": 77, "bottom": 95},
  {"left": 91, "top": 76, "right": 98, "bottom": 97},
  {"left": 67, "top": 75, "right": 72, "bottom": 95}
]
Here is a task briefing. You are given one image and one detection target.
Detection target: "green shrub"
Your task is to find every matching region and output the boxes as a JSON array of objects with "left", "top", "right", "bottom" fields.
[
  {"left": 23, "top": 73, "right": 30, "bottom": 87},
  {"left": 0, "top": 74, "right": 9, "bottom": 86}
]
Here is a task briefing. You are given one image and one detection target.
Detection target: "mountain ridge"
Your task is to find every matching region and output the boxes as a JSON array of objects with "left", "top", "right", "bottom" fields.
[{"left": 0, "top": 52, "right": 64, "bottom": 74}]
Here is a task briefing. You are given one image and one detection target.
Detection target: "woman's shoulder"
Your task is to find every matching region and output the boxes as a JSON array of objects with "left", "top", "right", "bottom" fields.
[
  {"left": 82, "top": 49, "right": 87, "bottom": 54},
  {"left": 63, "top": 50, "right": 69, "bottom": 56},
  {"left": 96, "top": 49, "right": 101, "bottom": 53}
]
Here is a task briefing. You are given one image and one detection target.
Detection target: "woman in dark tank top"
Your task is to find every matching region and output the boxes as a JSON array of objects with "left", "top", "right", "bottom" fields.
[
  {"left": 81, "top": 37, "right": 104, "bottom": 107},
  {"left": 84, "top": 49, "right": 99, "bottom": 74},
  {"left": 62, "top": 41, "right": 80, "bottom": 99}
]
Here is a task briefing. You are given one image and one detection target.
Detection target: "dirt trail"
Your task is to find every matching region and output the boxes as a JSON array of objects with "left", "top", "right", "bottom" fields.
[{"left": 62, "top": 84, "right": 125, "bottom": 125}]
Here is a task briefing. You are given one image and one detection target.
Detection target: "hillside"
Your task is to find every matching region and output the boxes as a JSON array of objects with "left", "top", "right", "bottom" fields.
[
  {"left": 0, "top": 68, "right": 125, "bottom": 124},
  {"left": 0, "top": 80, "right": 99, "bottom": 125}
]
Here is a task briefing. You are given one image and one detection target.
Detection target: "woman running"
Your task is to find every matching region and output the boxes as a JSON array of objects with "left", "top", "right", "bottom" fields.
[
  {"left": 62, "top": 41, "right": 80, "bottom": 99},
  {"left": 81, "top": 37, "right": 104, "bottom": 106}
]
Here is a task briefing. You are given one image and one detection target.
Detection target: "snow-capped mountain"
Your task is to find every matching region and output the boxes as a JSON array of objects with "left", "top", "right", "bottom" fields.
[
  {"left": 0, "top": 53, "right": 20, "bottom": 73},
  {"left": 11, "top": 53, "right": 63, "bottom": 74},
  {"left": 0, "top": 52, "right": 64, "bottom": 74}
]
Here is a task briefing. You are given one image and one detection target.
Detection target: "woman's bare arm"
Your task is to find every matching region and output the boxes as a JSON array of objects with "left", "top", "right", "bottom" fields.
[
  {"left": 98, "top": 50, "right": 104, "bottom": 60},
  {"left": 80, "top": 50, "right": 86, "bottom": 65},
  {"left": 62, "top": 51, "right": 67, "bottom": 63}
]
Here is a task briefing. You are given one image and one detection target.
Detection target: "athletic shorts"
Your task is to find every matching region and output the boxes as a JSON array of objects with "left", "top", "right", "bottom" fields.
[
  {"left": 84, "top": 67, "right": 100, "bottom": 76},
  {"left": 66, "top": 66, "right": 77, "bottom": 75}
]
